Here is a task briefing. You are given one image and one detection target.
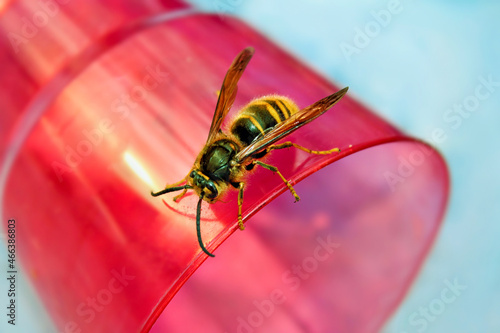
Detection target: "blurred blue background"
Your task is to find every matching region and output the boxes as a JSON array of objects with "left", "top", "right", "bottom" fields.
[{"left": 1, "top": 0, "right": 499, "bottom": 332}]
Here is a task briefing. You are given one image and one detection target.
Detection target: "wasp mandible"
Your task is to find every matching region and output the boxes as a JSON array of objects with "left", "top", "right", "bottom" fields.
[{"left": 151, "top": 47, "right": 348, "bottom": 257}]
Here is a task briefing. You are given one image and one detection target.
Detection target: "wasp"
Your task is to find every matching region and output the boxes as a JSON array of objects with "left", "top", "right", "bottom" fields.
[{"left": 151, "top": 47, "right": 348, "bottom": 257}]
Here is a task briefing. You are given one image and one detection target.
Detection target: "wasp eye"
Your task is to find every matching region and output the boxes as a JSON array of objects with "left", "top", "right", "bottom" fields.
[
  {"left": 190, "top": 171, "right": 196, "bottom": 178},
  {"left": 206, "top": 182, "right": 218, "bottom": 199}
]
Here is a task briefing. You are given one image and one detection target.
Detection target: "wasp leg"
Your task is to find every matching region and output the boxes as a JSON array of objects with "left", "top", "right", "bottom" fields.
[
  {"left": 266, "top": 142, "right": 340, "bottom": 155},
  {"left": 237, "top": 182, "right": 245, "bottom": 230},
  {"left": 253, "top": 160, "right": 300, "bottom": 202},
  {"left": 173, "top": 188, "right": 188, "bottom": 202}
]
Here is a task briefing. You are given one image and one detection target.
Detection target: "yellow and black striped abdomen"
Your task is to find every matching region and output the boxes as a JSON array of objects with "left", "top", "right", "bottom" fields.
[{"left": 230, "top": 96, "right": 299, "bottom": 146}]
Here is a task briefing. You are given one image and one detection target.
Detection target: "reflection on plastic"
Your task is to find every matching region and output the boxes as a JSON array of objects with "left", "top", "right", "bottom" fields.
[{"left": 0, "top": 1, "right": 449, "bottom": 332}]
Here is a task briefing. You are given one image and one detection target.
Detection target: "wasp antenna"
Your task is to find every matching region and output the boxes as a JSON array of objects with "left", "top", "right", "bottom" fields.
[
  {"left": 196, "top": 193, "right": 215, "bottom": 257},
  {"left": 150, "top": 185, "right": 193, "bottom": 197}
]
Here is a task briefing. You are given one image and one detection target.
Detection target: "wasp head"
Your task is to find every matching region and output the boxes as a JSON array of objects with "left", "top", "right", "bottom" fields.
[{"left": 189, "top": 170, "right": 219, "bottom": 202}]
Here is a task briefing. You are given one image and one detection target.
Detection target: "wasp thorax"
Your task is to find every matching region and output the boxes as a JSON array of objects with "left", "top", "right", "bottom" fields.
[{"left": 190, "top": 170, "right": 218, "bottom": 199}]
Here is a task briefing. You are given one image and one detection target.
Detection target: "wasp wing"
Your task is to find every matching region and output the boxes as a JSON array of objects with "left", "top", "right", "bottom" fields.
[
  {"left": 206, "top": 47, "right": 255, "bottom": 144},
  {"left": 235, "top": 87, "right": 349, "bottom": 164}
]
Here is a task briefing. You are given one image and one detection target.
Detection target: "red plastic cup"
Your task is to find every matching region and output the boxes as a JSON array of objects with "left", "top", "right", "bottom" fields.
[{"left": 0, "top": 1, "right": 449, "bottom": 332}]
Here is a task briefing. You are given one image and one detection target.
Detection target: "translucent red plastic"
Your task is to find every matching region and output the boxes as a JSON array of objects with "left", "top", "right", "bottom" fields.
[{"left": 0, "top": 1, "right": 449, "bottom": 332}]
